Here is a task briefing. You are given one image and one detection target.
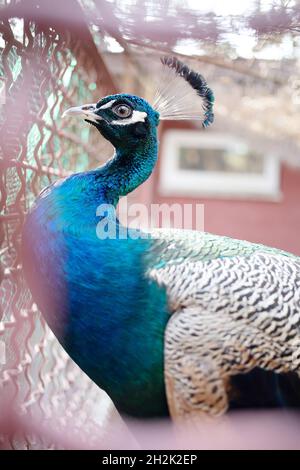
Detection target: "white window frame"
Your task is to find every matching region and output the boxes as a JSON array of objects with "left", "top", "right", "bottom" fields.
[{"left": 159, "top": 130, "right": 281, "bottom": 200}]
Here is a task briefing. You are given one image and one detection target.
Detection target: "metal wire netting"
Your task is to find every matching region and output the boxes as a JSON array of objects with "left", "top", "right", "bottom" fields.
[
  {"left": 1, "top": 0, "right": 300, "bottom": 451},
  {"left": 0, "top": 2, "right": 118, "bottom": 449}
]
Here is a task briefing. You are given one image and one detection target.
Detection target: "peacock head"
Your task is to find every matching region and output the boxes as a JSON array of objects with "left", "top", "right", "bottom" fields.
[
  {"left": 63, "top": 57, "right": 214, "bottom": 150},
  {"left": 63, "top": 94, "right": 159, "bottom": 149}
]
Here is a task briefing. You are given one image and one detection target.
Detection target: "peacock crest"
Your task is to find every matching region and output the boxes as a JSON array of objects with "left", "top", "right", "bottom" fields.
[{"left": 152, "top": 56, "right": 215, "bottom": 127}]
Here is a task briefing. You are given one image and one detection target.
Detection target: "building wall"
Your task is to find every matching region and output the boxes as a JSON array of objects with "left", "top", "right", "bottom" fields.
[
  {"left": 132, "top": 122, "right": 300, "bottom": 257},
  {"left": 152, "top": 164, "right": 300, "bottom": 256}
]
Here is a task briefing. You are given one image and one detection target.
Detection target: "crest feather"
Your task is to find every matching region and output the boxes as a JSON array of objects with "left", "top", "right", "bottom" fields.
[{"left": 152, "top": 56, "right": 214, "bottom": 127}]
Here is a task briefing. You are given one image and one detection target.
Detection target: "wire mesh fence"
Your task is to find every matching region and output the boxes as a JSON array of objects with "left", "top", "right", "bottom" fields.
[
  {"left": 0, "top": 0, "right": 118, "bottom": 449},
  {"left": 1, "top": 0, "right": 300, "bottom": 451}
]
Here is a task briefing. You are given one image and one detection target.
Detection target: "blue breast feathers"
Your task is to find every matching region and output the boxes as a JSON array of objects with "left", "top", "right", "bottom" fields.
[{"left": 22, "top": 170, "right": 170, "bottom": 417}]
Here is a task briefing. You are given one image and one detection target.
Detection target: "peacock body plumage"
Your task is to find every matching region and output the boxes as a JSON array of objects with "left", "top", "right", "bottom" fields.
[{"left": 22, "top": 58, "right": 300, "bottom": 421}]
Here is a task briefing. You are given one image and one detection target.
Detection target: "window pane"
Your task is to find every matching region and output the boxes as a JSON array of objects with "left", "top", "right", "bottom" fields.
[{"left": 179, "top": 147, "right": 264, "bottom": 174}]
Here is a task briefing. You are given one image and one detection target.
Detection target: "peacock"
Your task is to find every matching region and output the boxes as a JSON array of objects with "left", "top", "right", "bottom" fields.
[{"left": 22, "top": 57, "right": 300, "bottom": 423}]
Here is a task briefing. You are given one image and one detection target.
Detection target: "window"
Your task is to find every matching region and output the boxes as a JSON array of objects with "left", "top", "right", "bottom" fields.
[{"left": 159, "top": 130, "right": 280, "bottom": 199}]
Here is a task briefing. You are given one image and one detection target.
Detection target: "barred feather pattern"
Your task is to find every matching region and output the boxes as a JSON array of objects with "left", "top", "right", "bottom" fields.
[
  {"left": 152, "top": 56, "right": 214, "bottom": 127},
  {"left": 149, "top": 251, "right": 300, "bottom": 420}
]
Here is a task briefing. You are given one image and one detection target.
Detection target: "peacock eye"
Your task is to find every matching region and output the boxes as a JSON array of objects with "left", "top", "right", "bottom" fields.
[{"left": 112, "top": 104, "right": 132, "bottom": 119}]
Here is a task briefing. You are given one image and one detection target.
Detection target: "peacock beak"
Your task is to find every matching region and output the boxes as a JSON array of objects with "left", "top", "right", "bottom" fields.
[{"left": 62, "top": 103, "right": 102, "bottom": 123}]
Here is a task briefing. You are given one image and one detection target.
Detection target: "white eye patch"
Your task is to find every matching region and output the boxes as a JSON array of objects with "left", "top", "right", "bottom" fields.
[
  {"left": 98, "top": 99, "right": 116, "bottom": 110},
  {"left": 111, "top": 110, "right": 147, "bottom": 126}
]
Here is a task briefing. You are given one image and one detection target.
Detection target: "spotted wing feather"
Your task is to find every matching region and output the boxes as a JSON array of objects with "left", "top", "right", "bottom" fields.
[{"left": 149, "top": 248, "right": 300, "bottom": 420}]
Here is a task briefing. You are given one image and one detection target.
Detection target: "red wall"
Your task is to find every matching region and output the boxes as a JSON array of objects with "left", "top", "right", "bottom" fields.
[
  {"left": 131, "top": 120, "right": 300, "bottom": 256},
  {"left": 151, "top": 164, "right": 300, "bottom": 256}
]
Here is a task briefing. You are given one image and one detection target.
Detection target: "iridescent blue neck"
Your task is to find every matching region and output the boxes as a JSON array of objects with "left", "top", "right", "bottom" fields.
[
  {"left": 97, "top": 132, "right": 158, "bottom": 206},
  {"left": 35, "top": 131, "right": 158, "bottom": 238}
]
